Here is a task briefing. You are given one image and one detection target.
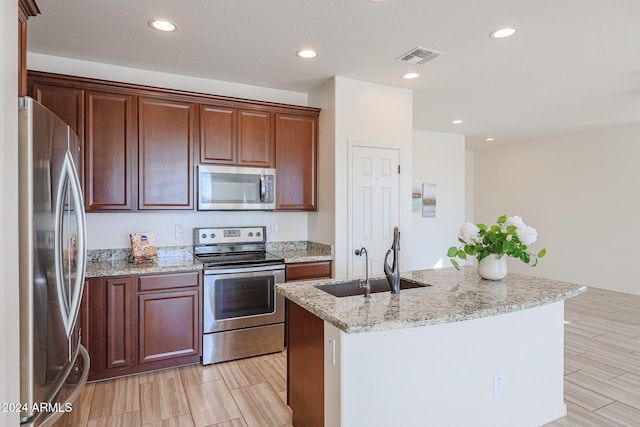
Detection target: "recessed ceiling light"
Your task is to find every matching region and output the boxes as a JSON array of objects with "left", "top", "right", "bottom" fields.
[
  {"left": 149, "top": 19, "right": 178, "bottom": 32},
  {"left": 451, "top": 119, "right": 464, "bottom": 124},
  {"left": 296, "top": 49, "right": 318, "bottom": 59},
  {"left": 485, "top": 138, "right": 495, "bottom": 142},
  {"left": 402, "top": 72, "right": 420, "bottom": 79},
  {"left": 490, "top": 27, "right": 517, "bottom": 38}
]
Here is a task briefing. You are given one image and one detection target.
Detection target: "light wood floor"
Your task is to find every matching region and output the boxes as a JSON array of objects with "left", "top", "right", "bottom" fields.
[
  {"left": 54, "top": 286, "right": 640, "bottom": 427},
  {"left": 53, "top": 350, "right": 291, "bottom": 427},
  {"left": 544, "top": 286, "right": 640, "bottom": 426}
]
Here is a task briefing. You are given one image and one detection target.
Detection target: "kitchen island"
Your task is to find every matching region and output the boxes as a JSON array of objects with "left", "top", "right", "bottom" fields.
[{"left": 276, "top": 266, "right": 586, "bottom": 427}]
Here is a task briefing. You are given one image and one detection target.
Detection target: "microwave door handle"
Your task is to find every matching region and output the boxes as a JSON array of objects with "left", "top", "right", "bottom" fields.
[{"left": 260, "top": 174, "right": 266, "bottom": 203}]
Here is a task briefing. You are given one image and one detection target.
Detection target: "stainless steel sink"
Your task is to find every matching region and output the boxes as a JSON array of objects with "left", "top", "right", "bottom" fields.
[{"left": 315, "top": 277, "right": 428, "bottom": 297}]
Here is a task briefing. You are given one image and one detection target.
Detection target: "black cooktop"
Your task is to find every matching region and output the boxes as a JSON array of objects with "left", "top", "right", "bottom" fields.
[{"left": 195, "top": 251, "right": 284, "bottom": 269}]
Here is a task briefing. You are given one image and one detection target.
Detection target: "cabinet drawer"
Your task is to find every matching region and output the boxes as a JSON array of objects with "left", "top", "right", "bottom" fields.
[
  {"left": 138, "top": 271, "right": 200, "bottom": 292},
  {"left": 286, "top": 261, "right": 332, "bottom": 282}
]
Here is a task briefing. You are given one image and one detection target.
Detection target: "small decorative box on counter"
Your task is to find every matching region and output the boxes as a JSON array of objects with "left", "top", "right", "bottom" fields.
[{"left": 130, "top": 232, "right": 158, "bottom": 264}]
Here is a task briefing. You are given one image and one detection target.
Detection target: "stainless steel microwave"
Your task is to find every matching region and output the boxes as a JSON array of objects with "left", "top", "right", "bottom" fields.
[{"left": 198, "top": 165, "right": 276, "bottom": 210}]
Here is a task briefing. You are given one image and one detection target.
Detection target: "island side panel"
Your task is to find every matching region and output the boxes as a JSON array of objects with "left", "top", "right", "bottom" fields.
[
  {"left": 286, "top": 299, "right": 324, "bottom": 427},
  {"left": 325, "top": 301, "right": 567, "bottom": 427}
]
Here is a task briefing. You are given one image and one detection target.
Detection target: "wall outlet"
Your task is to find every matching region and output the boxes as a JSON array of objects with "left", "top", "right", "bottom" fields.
[
  {"left": 175, "top": 224, "right": 184, "bottom": 237},
  {"left": 326, "top": 339, "right": 336, "bottom": 365},
  {"left": 270, "top": 222, "right": 279, "bottom": 233},
  {"left": 493, "top": 374, "right": 505, "bottom": 398}
]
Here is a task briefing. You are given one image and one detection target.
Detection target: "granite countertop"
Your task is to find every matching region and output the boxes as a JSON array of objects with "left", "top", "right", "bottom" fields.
[
  {"left": 85, "top": 256, "right": 203, "bottom": 278},
  {"left": 84, "top": 246, "right": 202, "bottom": 278},
  {"left": 275, "top": 266, "right": 586, "bottom": 334},
  {"left": 84, "top": 241, "right": 332, "bottom": 278},
  {"left": 267, "top": 241, "right": 333, "bottom": 263}
]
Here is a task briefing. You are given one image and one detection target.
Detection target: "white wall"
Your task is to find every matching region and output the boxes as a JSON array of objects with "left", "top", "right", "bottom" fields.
[
  {"left": 307, "top": 79, "right": 336, "bottom": 247},
  {"left": 473, "top": 124, "right": 640, "bottom": 295},
  {"left": 86, "top": 211, "right": 308, "bottom": 249},
  {"left": 411, "top": 130, "right": 465, "bottom": 270},
  {"left": 28, "top": 54, "right": 313, "bottom": 249},
  {"left": 332, "top": 77, "right": 413, "bottom": 278},
  {"left": 465, "top": 148, "right": 474, "bottom": 222},
  {"left": 28, "top": 53, "right": 308, "bottom": 106},
  {"left": 1, "top": 2, "right": 21, "bottom": 424}
]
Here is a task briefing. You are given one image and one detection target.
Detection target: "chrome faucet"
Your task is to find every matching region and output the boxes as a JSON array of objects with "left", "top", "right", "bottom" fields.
[
  {"left": 355, "top": 247, "right": 371, "bottom": 298},
  {"left": 384, "top": 227, "right": 401, "bottom": 294}
]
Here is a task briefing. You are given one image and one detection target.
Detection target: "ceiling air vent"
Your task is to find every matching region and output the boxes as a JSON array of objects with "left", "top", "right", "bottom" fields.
[{"left": 395, "top": 47, "right": 441, "bottom": 65}]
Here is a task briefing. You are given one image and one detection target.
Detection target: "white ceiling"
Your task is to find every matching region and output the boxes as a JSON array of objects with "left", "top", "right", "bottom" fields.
[{"left": 27, "top": 0, "right": 640, "bottom": 147}]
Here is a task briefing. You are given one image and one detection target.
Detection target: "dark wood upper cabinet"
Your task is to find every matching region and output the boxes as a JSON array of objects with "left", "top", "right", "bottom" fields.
[
  {"left": 27, "top": 71, "right": 321, "bottom": 212},
  {"left": 29, "top": 81, "right": 86, "bottom": 189},
  {"left": 30, "top": 82, "right": 84, "bottom": 142},
  {"left": 200, "top": 106, "right": 274, "bottom": 167},
  {"left": 138, "top": 97, "right": 195, "bottom": 210},
  {"left": 275, "top": 114, "right": 318, "bottom": 211},
  {"left": 84, "top": 91, "right": 136, "bottom": 211},
  {"left": 200, "top": 105, "right": 237, "bottom": 164},
  {"left": 18, "top": 0, "right": 39, "bottom": 97},
  {"left": 237, "top": 109, "right": 274, "bottom": 167}
]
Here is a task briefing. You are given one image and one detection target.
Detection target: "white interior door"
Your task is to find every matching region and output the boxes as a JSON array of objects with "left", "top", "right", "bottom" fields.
[{"left": 350, "top": 145, "right": 400, "bottom": 277}]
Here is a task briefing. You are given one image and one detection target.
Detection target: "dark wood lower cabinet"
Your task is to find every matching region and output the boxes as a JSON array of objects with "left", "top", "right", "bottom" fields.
[
  {"left": 84, "top": 270, "right": 201, "bottom": 381},
  {"left": 287, "top": 300, "right": 324, "bottom": 427},
  {"left": 285, "top": 260, "right": 332, "bottom": 282},
  {"left": 105, "top": 276, "right": 136, "bottom": 371},
  {"left": 138, "top": 289, "right": 200, "bottom": 364}
]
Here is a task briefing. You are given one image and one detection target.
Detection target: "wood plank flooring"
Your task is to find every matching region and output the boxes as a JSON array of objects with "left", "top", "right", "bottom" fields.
[
  {"left": 544, "top": 287, "right": 640, "bottom": 426},
  {"left": 53, "top": 351, "right": 291, "bottom": 427},
  {"left": 54, "top": 286, "right": 640, "bottom": 426}
]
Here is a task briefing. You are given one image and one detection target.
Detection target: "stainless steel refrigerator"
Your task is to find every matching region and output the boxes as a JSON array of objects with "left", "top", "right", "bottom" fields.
[{"left": 18, "top": 97, "right": 89, "bottom": 426}]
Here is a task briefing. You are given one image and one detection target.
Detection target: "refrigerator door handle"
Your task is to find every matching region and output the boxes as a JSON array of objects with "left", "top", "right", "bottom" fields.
[{"left": 53, "top": 149, "right": 87, "bottom": 347}]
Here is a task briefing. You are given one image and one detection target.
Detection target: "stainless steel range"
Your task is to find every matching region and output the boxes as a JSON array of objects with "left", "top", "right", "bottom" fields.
[{"left": 194, "top": 226, "right": 285, "bottom": 365}]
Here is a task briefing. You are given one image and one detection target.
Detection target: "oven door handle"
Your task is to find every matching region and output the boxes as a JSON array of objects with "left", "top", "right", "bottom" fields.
[{"left": 204, "top": 264, "right": 285, "bottom": 275}]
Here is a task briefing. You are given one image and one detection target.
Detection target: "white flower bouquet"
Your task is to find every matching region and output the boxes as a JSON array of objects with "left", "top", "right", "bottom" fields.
[{"left": 447, "top": 215, "right": 546, "bottom": 270}]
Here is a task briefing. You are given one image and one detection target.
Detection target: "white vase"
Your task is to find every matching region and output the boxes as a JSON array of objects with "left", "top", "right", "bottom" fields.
[{"left": 477, "top": 254, "right": 507, "bottom": 280}]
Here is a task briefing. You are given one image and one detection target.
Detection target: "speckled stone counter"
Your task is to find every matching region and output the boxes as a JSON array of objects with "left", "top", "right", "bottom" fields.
[
  {"left": 267, "top": 241, "right": 333, "bottom": 263},
  {"left": 275, "top": 266, "right": 586, "bottom": 334},
  {"left": 85, "top": 246, "right": 202, "bottom": 278}
]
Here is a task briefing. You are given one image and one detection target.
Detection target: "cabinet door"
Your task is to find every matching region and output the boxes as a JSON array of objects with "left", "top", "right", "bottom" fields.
[
  {"left": 138, "top": 98, "right": 195, "bottom": 210},
  {"left": 30, "top": 82, "right": 85, "bottom": 187},
  {"left": 30, "top": 82, "right": 84, "bottom": 142},
  {"left": 105, "top": 276, "right": 136, "bottom": 371},
  {"left": 138, "top": 289, "right": 201, "bottom": 363},
  {"left": 275, "top": 114, "right": 318, "bottom": 211},
  {"left": 85, "top": 276, "right": 136, "bottom": 380},
  {"left": 85, "top": 91, "right": 136, "bottom": 211},
  {"left": 200, "top": 105, "right": 237, "bottom": 164},
  {"left": 238, "top": 109, "right": 274, "bottom": 167}
]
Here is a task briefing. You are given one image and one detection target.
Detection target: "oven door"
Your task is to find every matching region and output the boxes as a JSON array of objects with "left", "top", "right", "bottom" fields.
[{"left": 203, "top": 264, "right": 285, "bottom": 334}]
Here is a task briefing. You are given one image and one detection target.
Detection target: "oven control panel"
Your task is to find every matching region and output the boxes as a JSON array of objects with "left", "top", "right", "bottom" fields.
[{"left": 194, "top": 226, "right": 266, "bottom": 245}]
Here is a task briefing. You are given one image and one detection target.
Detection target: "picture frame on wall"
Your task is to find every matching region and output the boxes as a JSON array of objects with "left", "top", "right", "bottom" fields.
[{"left": 422, "top": 183, "right": 436, "bottom": 218}]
